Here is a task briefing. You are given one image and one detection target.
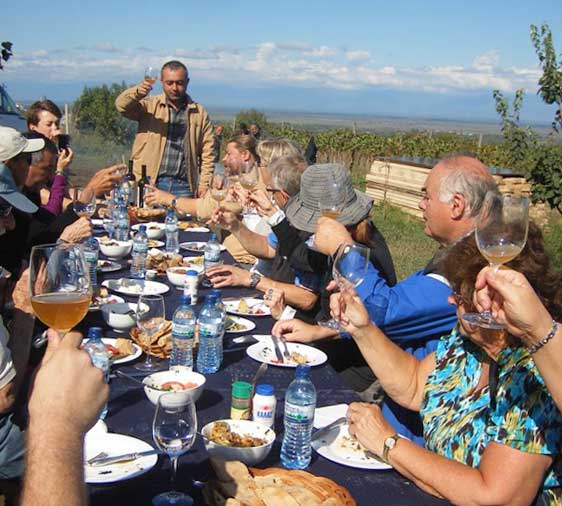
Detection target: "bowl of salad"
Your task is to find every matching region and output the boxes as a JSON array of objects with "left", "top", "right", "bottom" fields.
[{"left": 142, "top": 369, "right": 206, "bottom": 406}]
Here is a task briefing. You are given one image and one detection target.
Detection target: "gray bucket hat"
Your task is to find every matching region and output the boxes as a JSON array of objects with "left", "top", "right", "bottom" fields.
[{"left": 284, "top": 163, "right": 373, "bottom": 233}]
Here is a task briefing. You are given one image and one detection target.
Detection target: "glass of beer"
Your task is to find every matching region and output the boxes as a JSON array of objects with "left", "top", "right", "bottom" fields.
[
  {"left": 211, "top": 174, "right": 228, "bottom": 203},
  {"left": 462, "top": 191, "right": 529, "bottom": 329},
  {"left": 319, "top": 181, "right": 344, "bottom": 220},
  {"left": 29, "top": 243, "right": 92, "bottom": 337}
]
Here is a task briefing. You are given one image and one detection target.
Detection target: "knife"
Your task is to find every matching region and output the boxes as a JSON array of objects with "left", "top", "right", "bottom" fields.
[
  {"left": 270, "top": 335, "right": 285, "bottom": 364},
  {"left": 87, "top": 449, "right": 160, "bottom": 467},
  {"left": 311, "top": 417, "right": 348, "bottom": 442}
]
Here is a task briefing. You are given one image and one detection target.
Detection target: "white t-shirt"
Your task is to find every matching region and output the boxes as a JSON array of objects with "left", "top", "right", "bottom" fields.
[{"left": 0, "top": 316, "right": 15, "bottom": 390}]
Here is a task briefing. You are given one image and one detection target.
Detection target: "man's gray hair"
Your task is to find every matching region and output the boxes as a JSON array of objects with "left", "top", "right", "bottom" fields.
[
  {"left": 270, "top": 154, "right": 306, "bottom": 197},
  {"left": 439, "top": 166, "right": 498, "bottom": 218},
  {"left": 161, "top": 60, "right": 188, "bottom": 78}
]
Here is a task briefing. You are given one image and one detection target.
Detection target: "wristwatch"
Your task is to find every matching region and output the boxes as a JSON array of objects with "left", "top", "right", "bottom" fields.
[
  {"left": 382, "top": 434, "right": 400, "bottom": 464},
  {"left": 249, "top": 271, "right": 262, "bottom": 289}
]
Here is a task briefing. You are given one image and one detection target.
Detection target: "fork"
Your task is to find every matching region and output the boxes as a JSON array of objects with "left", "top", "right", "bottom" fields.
[{"left": 277, "top": 334, "right": 291, "bottom": 359}]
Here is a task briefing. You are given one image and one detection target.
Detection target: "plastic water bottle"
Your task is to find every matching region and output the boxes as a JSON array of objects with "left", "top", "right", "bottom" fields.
[
  {"left": 130, "top": 225, "right": 148, "bottom": 278},
  {"left": 165, "top": 207, "right": 179, "bottom": 254},
  {"left": 114, "top": 197, "right": 130, "bottom": 241},
  {"left": 203, "top": 233, "right": 221, "bottom": 288},
  {"left": 211, "top": 289, "right": 227, "bottom": 362},
  {"left": 170, "top": 295, "right": 196, "bottom": 372},
  {"left": 83, "top": 237, "right": 99, "bottom": 288},
  {"left": 84, "top": 327, "right": 109, "bottom": 420},
  {"left": 280, "top": 365, "right": 317, "bottom": 469},
  {"left": 196, "top": 294, "right": 223, "bottom": 374}
]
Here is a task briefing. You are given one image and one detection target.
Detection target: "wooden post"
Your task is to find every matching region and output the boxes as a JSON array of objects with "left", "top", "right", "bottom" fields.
[
  {"left": 352, "top": 121, "right": 357, "bottom": 135},
  {"left": 64, "top": 103, "right": 70, "bottom": 134},
  {"left": 478, "top": 133, "right": 483, "bottom": 150}
]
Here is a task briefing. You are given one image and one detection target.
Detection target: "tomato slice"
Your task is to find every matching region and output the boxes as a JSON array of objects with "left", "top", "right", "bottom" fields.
[
  {"left": 105, "top": 344, "right": 120, "bottom": 356},
  {"left": 159, "top": 381, "right": 187, "bottom": 391}
]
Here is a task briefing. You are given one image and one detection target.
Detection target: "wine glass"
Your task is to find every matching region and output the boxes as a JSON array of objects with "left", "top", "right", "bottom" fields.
[
  {"left": 72, "top": 187, "right": 97, "bottom": 219},
  {"left": 319, "top": 243, "right": 371, "bottom": 330},
  {"left": 152, "top": 393, "right": 197, "bottom": 506},
  {"left": 319, "top": 180, "right": 345, "bottom": 220},
  {"left": 29, "top": 243, "right": 92, "bottom": 337},
  {"left": 210, "top": 174, "right": 228, "bottom": 203},
  {"left": 462, "top": 192, "right": 529, "bottom": 329},
  {"left": 144, "top": 66, "right": 159, "bottom": 85},
  {"left": 239, "top": 162, "right": 258, "bottom": 215},
  {"left": 135, "top": 294, "right": 165, "bottom": 371}
]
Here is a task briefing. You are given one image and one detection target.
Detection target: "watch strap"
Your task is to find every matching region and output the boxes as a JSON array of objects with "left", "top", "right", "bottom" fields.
[
  {"left": 382, "top": 434, "right": 399, "bottom": 464},
  {"left": 249, "top": 271, "right": 262, "bottom": 289}
]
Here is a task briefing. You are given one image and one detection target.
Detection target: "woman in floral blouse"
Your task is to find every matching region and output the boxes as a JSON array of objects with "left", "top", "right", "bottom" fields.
[{"left": 331, "top": 222, "right": 562, "bottom": 505}]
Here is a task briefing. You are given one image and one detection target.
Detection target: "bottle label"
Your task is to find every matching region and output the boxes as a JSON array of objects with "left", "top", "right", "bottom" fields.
[
  {"left": 133, "top": 243, "right": 148, "bottom": 254},
  {"left": 84, "top": 250, "right": 98, "bottom": 263},
  {"left": 231, "top": 405, "right": 251, "bottom": 420},
  {"left": 204, "top": 249, "right": 221, "bottom": 262},
  {"left": 166, "top": 224, "right": 177, "bottom": 233},
  {"left": 172, "top": 323, "right": 194, "bottom": 339},
  {"left": 284, "top": 402, "right": 314, "bottom": 424},
  {"left": 199, "top": 323, "right": 219, "bottom": 338}
]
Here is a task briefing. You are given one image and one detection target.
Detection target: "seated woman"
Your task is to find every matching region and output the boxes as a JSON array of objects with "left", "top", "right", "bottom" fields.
[{"left": 332, "top": 223, "right": 562, "bottom": 505}]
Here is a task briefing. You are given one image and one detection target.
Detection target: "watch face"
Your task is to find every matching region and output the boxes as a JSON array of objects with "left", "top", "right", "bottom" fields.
[{"left": 385, "top": 436, "right": 397, "bottom": 449}]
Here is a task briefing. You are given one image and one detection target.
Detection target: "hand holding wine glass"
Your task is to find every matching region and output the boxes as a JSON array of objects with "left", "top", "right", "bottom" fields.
[
  {"left": 72, "top": 187, "right": 97, "bottom": 219},
  {"left": 144, "top": 66, "right": 158, "bottom": 85},
  {"left": 210, "top": 174, "right": 228, "bottom": 203},
  {"left": 135, "top": 294, "right": 165, "bottom": 371},
  {"left": 152, "top": 393, "right": 197, "bottom": 506}
]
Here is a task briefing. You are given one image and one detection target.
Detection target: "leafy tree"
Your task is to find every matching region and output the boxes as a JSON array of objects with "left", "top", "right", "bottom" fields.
[
  {"left": 234, "top": 109, "right": 268, "bottom": 131},
  {"left": 73, "top": 82, "right": 135, "bottom": 145},
  {"left": 0, "top": 41, "right": 13, "bottom": 70},
  {"left": 531, "top": 23, "right": 562, "bottom": 131}
]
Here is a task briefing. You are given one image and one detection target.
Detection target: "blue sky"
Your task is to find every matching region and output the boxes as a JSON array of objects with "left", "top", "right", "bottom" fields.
[{"left": 3, "top": 0, "right": 562, "bottom": 122}]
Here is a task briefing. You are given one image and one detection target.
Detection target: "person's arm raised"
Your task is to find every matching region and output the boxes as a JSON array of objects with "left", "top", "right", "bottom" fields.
[{"left": 115, "top": 81, "right": 152, "bottom": 121}]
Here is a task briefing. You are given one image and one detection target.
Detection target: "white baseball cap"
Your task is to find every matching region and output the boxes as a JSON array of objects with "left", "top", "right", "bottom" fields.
[{"left": 0, "top": 126, "right": 45, "bottom": 161}]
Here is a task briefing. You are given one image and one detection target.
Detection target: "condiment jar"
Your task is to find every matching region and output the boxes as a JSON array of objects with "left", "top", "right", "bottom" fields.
[
  {"left": 230, "top": 381, "right": 252, "bottom": 420},
  {"left": 252, "top": 384, "right": 276, "bottom": 428},
  {"left": 183, "top": 269, "right": 199, "bottom": 305}
]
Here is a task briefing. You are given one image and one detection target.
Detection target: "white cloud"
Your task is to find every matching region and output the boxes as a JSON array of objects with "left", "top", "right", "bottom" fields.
[{"left": 5, "top": 42, "right": 541, "bottom": 95}]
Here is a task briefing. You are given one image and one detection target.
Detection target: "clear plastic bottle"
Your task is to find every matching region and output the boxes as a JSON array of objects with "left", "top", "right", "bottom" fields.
[
  {"left": 211, "top": 289, "right": 226, "bottom": 362},
  {"left": 170, "top": 295, "right": 196, "bottom": 372},
  {"left": 83, "top": 237, "right": 99, "bottom": 288},
  {"left": 280, "top": 365, "right": 317, "bottom": 469},
  {"left": 196, "top": 294, "right": 223, "bottom": 374},
  {"left": 182, "top": 270, "right": 199, "bottom": 305},
  {"left": 165, "top": 207, "right": 179, "bottom": 254},
  {"left": 130, "top": 224, "right": 148, "bottom": 279},
  {"left": 84, "top": 327, "right": 109, "bottom": 420},
  {"left": 114, "top": 196, "right": 130, "bottom": 241},
  {"left": 203, "top": 233, "right": 221, "bottom": 287}
]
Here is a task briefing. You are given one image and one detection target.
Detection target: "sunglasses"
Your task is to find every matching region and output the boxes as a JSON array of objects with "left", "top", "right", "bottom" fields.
[{"left": 0, "top": 203, "right": 12, "bottom": 217}]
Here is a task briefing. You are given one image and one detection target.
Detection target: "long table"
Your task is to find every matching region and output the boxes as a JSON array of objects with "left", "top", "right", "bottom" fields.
[{"left": 86, "top": 227, "right": 447, "bottom": 506}]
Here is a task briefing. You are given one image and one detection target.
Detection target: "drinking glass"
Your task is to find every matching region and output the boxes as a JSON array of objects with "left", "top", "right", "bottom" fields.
[
  {"left": 135, "top": 294, "right": 165, "bottom": 371},
  {"left": 144, "top": 66, "right": 159, "bottom": 85},
  {"left": 462, "top": 192, "right": 529, "bottom": 329},
  {"left": 72, "top": 187, "right": 97, "bottom": 219},
  {"left": 318, "top": 243, "right": 371, "bottom": 331},
  {"left": 210, "top": 174, "right": 228, "bottom": 203},
  {"left": 29, "top": 243, "right": 92, "bottom": 336},
  {"left": 239, "top": 162, "right": 258, "bottom": 215},
  {"left": 319, "top": 181, "right": 345, "bottom": 220},
  {"left": 152, "top": 393, "right": 197, "bottom": 506}
]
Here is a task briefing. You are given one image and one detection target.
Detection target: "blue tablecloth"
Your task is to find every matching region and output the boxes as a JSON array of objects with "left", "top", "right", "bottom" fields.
[{"left": 87, "top": 227, "right": 447, "bottom": 506}]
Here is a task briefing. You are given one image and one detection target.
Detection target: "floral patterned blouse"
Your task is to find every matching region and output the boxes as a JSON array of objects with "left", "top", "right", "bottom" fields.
[{"left": 420, "top": 329, "right": 562, "bottom": 505}]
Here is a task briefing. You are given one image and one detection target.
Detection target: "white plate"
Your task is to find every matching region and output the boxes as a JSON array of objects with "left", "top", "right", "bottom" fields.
[
  {"left": 89, "top": 294, "right": 125, "bottom": 311},
  {"left": 102, "top": 279, "right": 170, "bottom": 296},
  {"left": 246, "top": 338, "right": 327, "bottom": 367},
  {"left": 146, "top": 240, "right": 165, "bottom": 248},
  {"left": 312, "top": 423, "right": 392, "bottom": 470},
  {"left": 177, "top": 222, "right": 210, "bottom": 233},
  {"left": 225, "top": 315, "right": 256, "bottom": 334},
  {"left": 180, "top": 241, "right": 226, "bottom": 253},
  {"left": 83, "top": 337, "right": 142, "bottom": 365},
  {"left": 97, "top": 260, "right": 122, "bottom": 273},
  {"left": 91, "top": 218, "right": 105, "bottom": 227},
  {"left": 224, "top": 298, "right": 271, "bottom": 317},
  {"left": 84, "top": 433, "right": 158, "bottom": 484}
]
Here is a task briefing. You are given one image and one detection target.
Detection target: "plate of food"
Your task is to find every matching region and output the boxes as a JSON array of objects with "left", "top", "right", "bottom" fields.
[
  {"left": 84, "top": 433, "right": 158, "bottom": 484},
  {"left": 180, "top": 241, "right": 226, "bottom": 253},
  {"left": 102, "top": 279, "right": 170, "bottom": 296},
  {"left": 224, "top": 298, "right": 271, "bottom": 317},
  {"left": 225, "top": 315, "right": 256, "bottom": 334},
  {"left": 89, "top": 288, "right": 125, "bottom": 311},
  {"left": 83, "top": 337, "right": 141, "bottom": 365},
  {"left": 147, "top": 239, "right": 165, "bottom": 248},
  {"left": 311, "top": 423, "right": 392, "bottom": 470},
  {"left": 97, "top": 260, "right": 122, "bottom": 273},
  {"left": 246, "top": 338, "right": 327, "bottom": 367},
  {"left": 177, "top": 221, "right": 210, "bottom": 232}
]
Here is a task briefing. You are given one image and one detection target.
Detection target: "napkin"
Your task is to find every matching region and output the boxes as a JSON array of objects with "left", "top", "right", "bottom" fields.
[{"left": 313, "top": 404, "right": 348, "bottom": 429}]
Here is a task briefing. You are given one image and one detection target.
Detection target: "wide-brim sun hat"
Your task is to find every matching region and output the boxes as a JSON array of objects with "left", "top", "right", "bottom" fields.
[
  {"left": 0, "top": 126, "right": 45, "bottom": 161},
  {"left": 284, "top": 163, "right": 373, "bottom": 233}
]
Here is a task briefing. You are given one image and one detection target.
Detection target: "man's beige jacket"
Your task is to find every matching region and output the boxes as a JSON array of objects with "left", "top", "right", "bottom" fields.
[{"left": 115, "top": 85, "right": 214, "bottom": 192}]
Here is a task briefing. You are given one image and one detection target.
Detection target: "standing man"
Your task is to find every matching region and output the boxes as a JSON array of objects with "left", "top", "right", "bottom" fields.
[
  {"left": 212, "top": 123, "right": 224, "bottom": 164},
  {"left": 115, "top": 60, "right": 214, "bottom": 197}
]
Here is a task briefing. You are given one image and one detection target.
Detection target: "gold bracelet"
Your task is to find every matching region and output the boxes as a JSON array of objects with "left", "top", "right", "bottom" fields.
[{"left": 528, "top": 320, "right": 558, "bottom": 354}]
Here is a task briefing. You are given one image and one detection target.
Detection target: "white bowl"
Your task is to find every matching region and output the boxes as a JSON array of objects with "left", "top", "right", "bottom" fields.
[
  {"left": 142, "top": 370, "right": 206, "bottom": 406},
  {"left": 101, "top": 302, "right": 137, "bottom": 332},
  {"left": 98, "top": 239, "right": 133, "bottom": 259},
  {"left": 132, "top": 222, "right": 165, "bottom": 240},
  {"left": 166, "top": 265, "right": 204, "bottom": 287},
  {"left": 202, "top": 419, "right": 275, "bottom": 466}
]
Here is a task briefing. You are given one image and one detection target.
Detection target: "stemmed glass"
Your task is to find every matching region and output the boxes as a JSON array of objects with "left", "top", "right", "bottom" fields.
[
  {"left": 152, "top": 393, "right": 197, "bottom": 506},
  {"left": 319, "top": 180, "right": 345, "bottom": 220},
  {"left": 72, "top": 187, "right": 97, "bottom": 219},
  {"left": 462, "top": 192, "right": 529, "bottom": 329},
  {"left": 239, "top": 162, "right": 258, "bottom": 215},
  {"left": 144, "top": 66, "right": 158, "bottom": 85},
  {"left": 319, "top": 243, "right": 371, "bottom": 330},
  {"left": 135, "top": 294, "right": 165, "bottom": 371},
  {"left": 210, "top": 174, "right": 228, "bottom": 203},
  {"left": 29, "top": 243, "right": 92, "bottom": 338}
]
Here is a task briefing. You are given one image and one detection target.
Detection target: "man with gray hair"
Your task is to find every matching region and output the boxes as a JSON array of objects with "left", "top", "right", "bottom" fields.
[
  {"left": 273, "top": 155, "right": 498, "bottom": 445},
  {"left": 115, "top": 60, "right": 215, "bottom": 197}
]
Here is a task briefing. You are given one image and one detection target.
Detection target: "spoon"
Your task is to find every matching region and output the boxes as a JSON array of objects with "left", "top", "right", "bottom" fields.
[{"left": 113, "top": 369, "right": 145, "bottom": 386}]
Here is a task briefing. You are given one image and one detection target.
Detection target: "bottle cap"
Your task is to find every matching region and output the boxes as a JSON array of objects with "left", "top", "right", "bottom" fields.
[
  {"left": 87, "top": 327, "right": 102, "bottom": 340},
  {"left": 180, "top": 295, "right": 191, "bottom": 305},
  {"left": 210, "top": 289, "right": 222, "bottom": 300},
  {"left": 139, "top": 225, "right": 146, "bottom": 232},
  {"left": 205, "top": 294, "right": 216, "bottom": 304},
  {"left": 255, "top": 384, "right": 274, "bottom": 396},
  {"left": 295, "top": 364, "right": 311, "bottom": 379},
  {"left": 185, "top": 270, "right": 198, "bottom": 276},
  {"left": 210, "top": 233, "right": 217, "bottom": 241},
  {"left": 232, "top": 381, "right": 252, "bottom": 399}
]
